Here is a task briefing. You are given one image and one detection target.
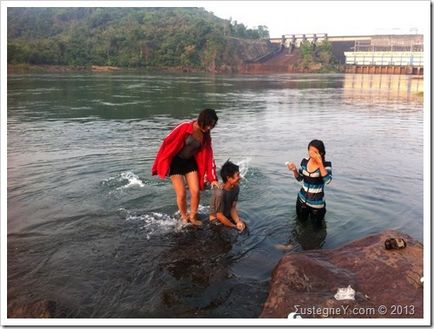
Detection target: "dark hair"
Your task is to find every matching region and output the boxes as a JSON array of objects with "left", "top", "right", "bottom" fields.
[
  {"left": 308, "top": 139, "right": 326, "bottom": 162},
  {"left": 197, "top": 108, "right": 218, "bottom": 130},
  {"left": 220, "top": 159, "right": 239, "bottom": 183}
]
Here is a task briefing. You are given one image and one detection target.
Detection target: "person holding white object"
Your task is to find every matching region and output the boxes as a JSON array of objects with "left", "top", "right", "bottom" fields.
[{"left": 286, "top": 140, "right": 332, "bottom": 224}]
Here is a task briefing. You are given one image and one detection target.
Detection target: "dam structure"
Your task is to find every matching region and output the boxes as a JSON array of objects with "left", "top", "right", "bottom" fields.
[{"left": 260, "top": 34, "right": 424, "bottom": 75}]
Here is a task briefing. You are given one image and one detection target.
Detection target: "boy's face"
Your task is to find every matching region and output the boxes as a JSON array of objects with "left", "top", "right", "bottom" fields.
[{"left": 228, "top": 171, "right": 241, "bottom": 186}]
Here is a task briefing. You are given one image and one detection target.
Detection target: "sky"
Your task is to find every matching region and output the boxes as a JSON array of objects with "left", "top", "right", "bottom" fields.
[
  {"left": 1, "top": 0, "right": 430, "bottom": 38},
  {"left": 202, "top": 1, "right": 430, "bottom": 37}
]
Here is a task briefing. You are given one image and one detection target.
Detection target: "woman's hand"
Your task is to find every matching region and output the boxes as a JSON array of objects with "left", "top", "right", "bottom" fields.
[
  {"left": 287, "top": 162, "right": 297, "bottom": 171},
  {"left": 310, "top": 152, "right": 323, "bottom": 165},
  {"left": 210, "top": 181, "right": 222, "bottom": 189}
]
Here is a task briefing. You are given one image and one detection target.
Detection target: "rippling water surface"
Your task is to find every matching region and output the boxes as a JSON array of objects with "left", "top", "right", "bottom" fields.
[{"left": 7, "top": 73, "right": 423, "bottom": 317}]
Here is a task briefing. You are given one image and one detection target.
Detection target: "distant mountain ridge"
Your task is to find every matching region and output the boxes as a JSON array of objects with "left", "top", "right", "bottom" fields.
[{"left": 7, "top": 7, "right": 276, "bottom": 72}]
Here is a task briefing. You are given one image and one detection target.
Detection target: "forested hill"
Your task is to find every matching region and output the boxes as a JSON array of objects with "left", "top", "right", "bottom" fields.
[{"left": 7, "top": 7, "right": 275, "bottom": 71}]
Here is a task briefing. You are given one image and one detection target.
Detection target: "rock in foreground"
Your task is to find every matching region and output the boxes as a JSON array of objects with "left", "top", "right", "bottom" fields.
[
  {"left": 8, "top": 300, "right": 58, "bottom": 318},
  {"left": 261, "top": 230, "right": 423, "bottom": 318}
]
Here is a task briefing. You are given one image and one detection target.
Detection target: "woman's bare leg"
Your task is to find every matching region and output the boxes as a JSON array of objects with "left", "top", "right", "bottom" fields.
[
  {"left": 185, "top": 171, "right": 202, "bottom": 225},
  {"left": 170, "top": 175, "right": 188, "bottom": 224}
]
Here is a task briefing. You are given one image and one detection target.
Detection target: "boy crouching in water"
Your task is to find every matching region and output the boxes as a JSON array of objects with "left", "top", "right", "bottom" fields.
[{"left": 209, "top": 160, "right": 246, "bottom": 232}]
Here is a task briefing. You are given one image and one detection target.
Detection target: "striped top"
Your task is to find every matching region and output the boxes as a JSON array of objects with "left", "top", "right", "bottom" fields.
[{"left": 296, "top": 158, "right": 332, "bottom": 208}]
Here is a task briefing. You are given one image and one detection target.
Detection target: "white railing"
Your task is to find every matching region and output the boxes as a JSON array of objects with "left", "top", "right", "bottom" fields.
[{"left": 344, "top": 51, "right": 423, "bottom": 66}]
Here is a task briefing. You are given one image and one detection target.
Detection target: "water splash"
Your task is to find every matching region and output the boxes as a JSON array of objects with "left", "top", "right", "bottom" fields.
[
  {"left": 237, "top": 157, "right": 251, "bottom": 179},
  {"left": 119, "top": 208, "right": 184, "bottom": 239},
  {"left": 102, "top": 171, "right": 145, "bottom": 190},
  {"left": 119, "top": 171, "right": 145, "bottom": 188},
  {"left": 172, "top": 204, "right": 210, "bottom": 221},
  {"left": 119, "top": 204, "right": 211, "bottom": 239}
]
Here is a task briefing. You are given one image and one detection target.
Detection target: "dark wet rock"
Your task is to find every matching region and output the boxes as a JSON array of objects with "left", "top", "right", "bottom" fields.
[
  {"left": 8, "top": 299, "right": 59, "bottom": 318},
  {"left": 261, "top": 230, "right": 423, "bottom": 318}
]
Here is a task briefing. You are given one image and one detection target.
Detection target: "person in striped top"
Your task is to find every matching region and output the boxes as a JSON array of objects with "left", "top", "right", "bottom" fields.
[{"left": 287, "top": 140, "right": 332, "bottom": 223}]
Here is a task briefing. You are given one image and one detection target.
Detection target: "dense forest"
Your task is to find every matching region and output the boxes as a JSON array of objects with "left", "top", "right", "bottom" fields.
[{"left": 7, "top": 7, "right": 273, "bottom": 70}]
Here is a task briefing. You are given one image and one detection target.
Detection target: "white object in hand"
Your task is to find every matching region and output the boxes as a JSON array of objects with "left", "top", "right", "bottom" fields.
[
  {"left": 334, "top": 285, "right": 356, "bottom": 300},
  {"left": 285, "top": 161, "right": 290, "bottom": 166}
]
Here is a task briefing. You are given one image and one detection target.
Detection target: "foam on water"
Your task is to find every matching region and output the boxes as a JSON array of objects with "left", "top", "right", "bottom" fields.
[
  {"left": 197, "top": 204, "right": 210, "bottom": 215},
  {"left": 26, "top": 87, "right": 61, "bottom": 92},
  {"left": 99, "top": 101, "right": 142, "bottom": 107},
  {"left": 125, "top": 83, "right": 146, "bottom": 89},
  {"left": 70, "top": 106, "right": 92, "bottom": 110},
  {"left": 112, "top": 95, "right": 135, "bottom": 98}
]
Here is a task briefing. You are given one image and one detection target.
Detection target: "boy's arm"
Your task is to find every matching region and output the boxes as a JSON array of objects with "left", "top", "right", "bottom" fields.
[
  {"left": 230, "top": 202, "right": 245, "bottom": 232},
  {"left": 230, "top": 202, "right": 241, "bottom": 223},
  {"left": 216, "top": 212, "right": 237, "bottom": 228}
]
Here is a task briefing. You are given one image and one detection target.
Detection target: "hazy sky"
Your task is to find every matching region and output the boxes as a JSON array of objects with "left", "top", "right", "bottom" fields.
[
  {"left": 2, "top": 0, "right": 430, "bottom": 38},
  {"left": 202, "top": 1, "right": 430, "bottom": 37}
]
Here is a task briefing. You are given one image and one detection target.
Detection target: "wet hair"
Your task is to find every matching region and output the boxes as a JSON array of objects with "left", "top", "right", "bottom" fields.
[
  {"left": 220, "top": 160, "right": 240, "bottom": 183},
  {"left": 308, "top": 139, "right": 326, "bottom": 162},
  {"left": 197, "top": 108, "right": 218, "bottom": 130}
]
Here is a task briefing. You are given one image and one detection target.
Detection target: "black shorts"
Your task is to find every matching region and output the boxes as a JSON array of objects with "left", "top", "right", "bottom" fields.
[{"left": 169, "top": 156, "right": 198, "bottom": 176}]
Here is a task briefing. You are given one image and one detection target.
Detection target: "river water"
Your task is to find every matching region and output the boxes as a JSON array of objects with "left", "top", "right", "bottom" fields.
[{"left": 7, "top": 73, "right": 423, "bottom": 317}]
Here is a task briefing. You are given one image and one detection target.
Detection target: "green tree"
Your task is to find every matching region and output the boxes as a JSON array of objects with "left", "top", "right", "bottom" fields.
[
  {"left": 298, "top": 39, "right": 337, "bottom": 70},
  {"left": 299, "top": 40, "right": 315, "bottom": 68},
  {"left": 316, "top": 40, "right": 335, "bottom": 65}
]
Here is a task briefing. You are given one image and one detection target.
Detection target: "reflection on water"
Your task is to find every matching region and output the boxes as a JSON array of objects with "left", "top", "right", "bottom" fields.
[
  {"left": 343, "top": 74, "right": 423, "bottom": 101},
  {"left": 292, "top": 217, "right": 327, "bottom": 250}
]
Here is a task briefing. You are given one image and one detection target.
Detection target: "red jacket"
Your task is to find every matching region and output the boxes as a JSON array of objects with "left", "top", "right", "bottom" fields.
[{"left": 152, "top": 120, "right": 218, "bottom": 190}]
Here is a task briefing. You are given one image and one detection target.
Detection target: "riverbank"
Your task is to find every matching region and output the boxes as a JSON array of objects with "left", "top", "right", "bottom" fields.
[
  {"left": 7, "top": 64, "right": 209, "bottom": 75},
  {"left": 8, "top": 63, "right": 344, "bottom": 75},
  {"left": 11, "top": 63, "right": 425, "bottom": 76}
]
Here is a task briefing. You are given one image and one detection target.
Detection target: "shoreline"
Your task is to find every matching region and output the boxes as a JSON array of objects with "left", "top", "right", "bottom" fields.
[
  {"left": 7, "top": 63, "right": 344, "bottom": 75},
  {"left": 7, "top": 64, "right": 424, "bottom": 80},
  {"left": 7, "top": 64, "right": 207, "bottom": 75}
]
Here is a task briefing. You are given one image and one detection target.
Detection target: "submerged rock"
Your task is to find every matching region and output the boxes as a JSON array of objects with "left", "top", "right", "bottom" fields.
[{"left": 261, "top": 230, "right": 423, "bottom": 318}]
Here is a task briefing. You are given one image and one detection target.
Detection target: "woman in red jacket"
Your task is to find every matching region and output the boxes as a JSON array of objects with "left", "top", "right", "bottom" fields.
[{"left": 152, "top": 109, "right": 219, "bottom": 225}]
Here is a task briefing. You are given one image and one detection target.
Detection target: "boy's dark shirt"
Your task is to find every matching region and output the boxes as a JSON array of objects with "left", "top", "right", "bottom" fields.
[{"left": 209, "top": 185, "right": 239, "bottom": 219}]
